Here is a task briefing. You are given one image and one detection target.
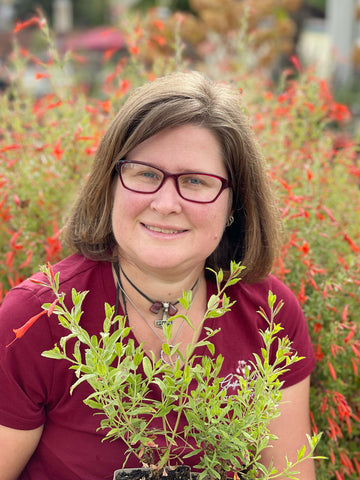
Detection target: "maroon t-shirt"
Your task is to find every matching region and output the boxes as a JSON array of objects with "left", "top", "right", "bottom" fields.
[{"left": 0, "top": 254, "right": 315, "bottom": 480}]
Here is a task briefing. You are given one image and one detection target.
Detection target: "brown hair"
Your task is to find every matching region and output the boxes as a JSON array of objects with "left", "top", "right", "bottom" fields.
[{"left": 62, "top": 71, "right": 282, "bottom": 283}]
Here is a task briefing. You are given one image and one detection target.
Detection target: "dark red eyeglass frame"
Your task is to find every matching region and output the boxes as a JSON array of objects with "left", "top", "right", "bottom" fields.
[{"left": 115, "top": 159, "right": 232, "bottom": 204}]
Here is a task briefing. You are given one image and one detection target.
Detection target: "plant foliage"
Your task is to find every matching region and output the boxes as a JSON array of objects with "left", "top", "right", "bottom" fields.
[{"left": 38, "top": 262, "right": 321, "bottom": 479}]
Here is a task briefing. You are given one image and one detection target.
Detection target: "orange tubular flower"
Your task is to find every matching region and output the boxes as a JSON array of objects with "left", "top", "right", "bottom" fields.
[
  {"left": 13, "top": 16, "right": 45, "bottom": 33},
  {"left": 6, "top": 310, "right": 46, "bottom": 347}
]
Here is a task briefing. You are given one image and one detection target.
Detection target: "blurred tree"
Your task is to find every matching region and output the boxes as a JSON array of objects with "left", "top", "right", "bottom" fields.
[
  {"left": 135, "top": 0, "right": 190, "bottom": 11},
  {"left": 13, "top": 0, "right": 109, "bottom": 27},
  {"left": 304, "top": 0, "right": 326, "bottom": 16},
  {"left": 14, "top": 0, "right": 52, "bottom": 20},
  {"left": 73, "top": 0, "right": 108, "bottom": 27},
  {"left": 134, "top": 0, "right": 324, "bottom": 16}
]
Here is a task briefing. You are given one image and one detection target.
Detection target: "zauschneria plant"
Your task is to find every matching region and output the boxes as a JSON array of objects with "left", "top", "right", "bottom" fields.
[{"left": 33, "top": 261, "right": 322, "bottom": 480}]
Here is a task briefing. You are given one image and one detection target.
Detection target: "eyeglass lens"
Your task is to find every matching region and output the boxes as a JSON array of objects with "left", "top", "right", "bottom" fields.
[{"left": 120, "top": 162, "right": 224, "bottom": 202}]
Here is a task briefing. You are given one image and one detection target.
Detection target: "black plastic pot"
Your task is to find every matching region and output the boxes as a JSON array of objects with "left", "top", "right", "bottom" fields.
[{"left": 113, "top": 465, "right": 192, "bottom": 480}]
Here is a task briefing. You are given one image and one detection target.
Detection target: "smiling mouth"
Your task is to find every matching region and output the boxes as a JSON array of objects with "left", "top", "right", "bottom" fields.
[{"left": 143, "top": 224, "right": 187, "bottom": 234}]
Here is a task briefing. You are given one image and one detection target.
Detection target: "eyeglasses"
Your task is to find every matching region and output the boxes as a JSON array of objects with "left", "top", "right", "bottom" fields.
[{"left": 115, "top": 160, "right": 231, "bottom": 204}]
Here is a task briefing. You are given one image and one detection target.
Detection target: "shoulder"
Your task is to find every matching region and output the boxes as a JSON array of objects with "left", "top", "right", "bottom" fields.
[
  {"left": 243, "top": 275, "right": 304, "bottom": 327},
  {"left": 207, "top": 274, "right": 307, "bottom": 339},
  {"left": 217, "top": 274, "right": 301, "bottom": 316},
  {"left": 241, "top": 274, "right": 299, "bottom": 300},
  {"left": 29, "top": 254, "right": 107, "bottom": 296},
  {"left": 0, "top": 255, "right": 111, "bottom": 335},
  {"left": 4, "top": 254, "right": 106, "bottom": 304}
]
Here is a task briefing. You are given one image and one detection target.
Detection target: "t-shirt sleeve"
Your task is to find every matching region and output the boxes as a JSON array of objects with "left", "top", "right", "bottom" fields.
[{"left": 0, "top": 285, "right": 56, "bottom": 430}]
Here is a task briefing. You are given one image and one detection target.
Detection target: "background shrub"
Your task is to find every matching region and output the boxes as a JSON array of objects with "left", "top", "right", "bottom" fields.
[{"left": 0, "top": 10, "right": 359, "bottom": 480}]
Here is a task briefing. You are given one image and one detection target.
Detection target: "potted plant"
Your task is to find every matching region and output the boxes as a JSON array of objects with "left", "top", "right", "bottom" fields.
[{"left": 36, "top": 261, "right": 321, "bottom": 480}]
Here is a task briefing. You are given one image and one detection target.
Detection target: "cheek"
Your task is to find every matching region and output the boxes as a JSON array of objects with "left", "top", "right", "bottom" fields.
[
  {"left": 112, "top": 190, "right": 135, "bottom": 240},
  {"left": 112, "top": 186, "right": 144, "bottom": 222},
  {"left": 112, "top": 190, "right": 124, "bottom": 227},
  {"left": 195, "top": 207, "right": 227, "bottom": 241}
]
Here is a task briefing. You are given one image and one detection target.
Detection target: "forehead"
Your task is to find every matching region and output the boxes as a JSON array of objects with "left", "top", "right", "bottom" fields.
[{"left": 127, "top": 125, "right": 227, "bottom": 175}]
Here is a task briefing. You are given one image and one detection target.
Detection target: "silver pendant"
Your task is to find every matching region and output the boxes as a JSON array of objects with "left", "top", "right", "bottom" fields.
[
  {"left": 154, "top": 302, "right": 173, "bottom": 328},
  {"left": 162, "top": 302, "right": 170, "bottom": 322},
  {"left": 155, "top": 318, "right": 173, "bottom": 328}
]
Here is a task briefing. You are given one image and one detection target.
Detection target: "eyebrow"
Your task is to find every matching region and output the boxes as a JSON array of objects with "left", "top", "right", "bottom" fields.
[{"left": 126, "top": 160, "right": 223, "bottom": 176}]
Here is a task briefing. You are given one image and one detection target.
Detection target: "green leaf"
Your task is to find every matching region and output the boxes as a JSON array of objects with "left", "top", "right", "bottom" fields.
[
  {"left": 70, "top": 373, "right": 98, "bottom": 394},
  {"left": 73, "top": 340, "right": 82, "bottom": 363},
  {"left": 142, "top": 356, "right": 152, "bottom": 378},
  {"left": 206, "top": 343, "right": 215, "bottom": 355},
  {"left": 84, "top": 399, "right": 105, "bottom": 410},
  {"left": 297, "top": 444, "right": 306, "bottom": 461},
  {"left": 42, "top": 346, "right": 63, "bottom": 359},
  {"left": 267, "top": 290, "right": 276, "bottom": 309},
  {"left": 207, "top": 294, "right": 219, "bottom": 310},
  {"left": 162, "top": 343, "right": 171, "bottom": 355}
]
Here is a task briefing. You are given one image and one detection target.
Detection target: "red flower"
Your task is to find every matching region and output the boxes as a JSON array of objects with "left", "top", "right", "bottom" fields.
[
  {"left": 104, "top": 48, "right": 117, "bottom": 60},
  {"left": 330, "top": 447, "right": 335, "bottom": 465},
  {"left": 119, "top": 79, "right": 130, "bottom": 95},
  {"left": 129, "top": 45, "right": 139, "bottom": 56},
  {"left": 7, "top": 310, "right": 46, "bottom": 347},
  {"left": 329, "top": 103, "right": 352, "bottom": 123},
  {"left": 290, "top": 55, "right": 302, "bottom": 72},
  {"left": 297, "top": 279, "right": 308, "bottom": 305},
  {"left": 343, "top": 232, "right": 359, "bottom": 253},
  {"left": 52, "top": 138, "right": 64, "bottom": 161},
  {"left": 354, "top": 458, "right": 360, "bottom": 476},
  {"left": 47, "top": 298, "right": 58, "bottom": 316},
  {"left": 313, "top": 322, "right": 322, "bottom": 333},
  {"left": 35, "top": 72, "right": 50, "bottom": 80},
  {"left": 351, "top": 357, "right": 358, "bottom": 376},
  {"left": 13, "top": 194, "right": 20, "bottom": 207},
  {"left": 351, "top": 344, "right": 360, "bottom": 359},
  {"left": 153, "top": 19, "right": 164, "bottom": 31},
  {"left": 327, "top": 360, "right": 337, "bottom": 380},
  {"left": 0, "top": 144, "right": 21, "bottom": 152},
  {"left": 47, "top": 262, "right": 55, "bottom": 282},
  {"left": 300, "top": 241, "right": 310, "bottom": 255},
  {"left": 13, "top": 16, "right": 45, "bottom": 33},
  {"left": 153, "top": 35, "right": 166, "bottom": 47},
  {"left": 334, "top": 469, "right": 344, "bottom": 480},
  {"left": 315, "top": 344, "right": 323, "bottom": 361},
  {"left": 341, "top": 304, "right": 349, "bottom": 323}
]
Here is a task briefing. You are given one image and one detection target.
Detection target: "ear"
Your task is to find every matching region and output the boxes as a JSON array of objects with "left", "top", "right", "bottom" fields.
[
  {"left": 226, "top": 205, "right": 234, "bottom": 221},
  {"left": 226, "top": 187, "right": 234, "bottom": 216}
]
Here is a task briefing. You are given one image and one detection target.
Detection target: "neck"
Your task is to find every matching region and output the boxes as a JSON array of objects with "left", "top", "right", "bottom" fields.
[
  {"left": 116, "top": 257, "right": 205, "bottom": 306},
  {"left": 112, "top": 261, "right": 208, "bottom": 360}
]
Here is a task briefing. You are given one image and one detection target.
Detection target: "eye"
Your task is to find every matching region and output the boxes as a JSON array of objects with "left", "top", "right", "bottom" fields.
[
  {"left": 180, "top": 174, "right": 218, "bottom": 189},
  {"left": 180, "top": 174, "right": 205, "bottom": 187},
  {"left": 187, "top": 177, "right": 203, "bottom": 185},
  {"left": 139, "top": 170, "right": 158, "bottom": 179},
  {"left": 133, "top": 166, "right": 162, "bottom": 182}
]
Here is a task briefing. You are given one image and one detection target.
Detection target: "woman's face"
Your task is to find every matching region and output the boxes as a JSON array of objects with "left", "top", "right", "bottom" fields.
[{"left": 112, "top": 124, "right": 232, "bottom": 277}]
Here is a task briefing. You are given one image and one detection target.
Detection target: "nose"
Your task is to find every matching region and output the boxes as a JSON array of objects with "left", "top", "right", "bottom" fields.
[{"left": 150, "top": 177, "right": 182, "bottom": 215}]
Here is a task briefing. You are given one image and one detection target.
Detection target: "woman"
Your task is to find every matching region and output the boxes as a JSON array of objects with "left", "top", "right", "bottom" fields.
[{"left": 0, "top": 71, "right": 316, "bottom": 480}]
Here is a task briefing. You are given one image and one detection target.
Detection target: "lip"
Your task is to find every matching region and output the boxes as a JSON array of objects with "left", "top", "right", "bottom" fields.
[{"left": 141, "top": 222, "right": 189, "bottom": 236}]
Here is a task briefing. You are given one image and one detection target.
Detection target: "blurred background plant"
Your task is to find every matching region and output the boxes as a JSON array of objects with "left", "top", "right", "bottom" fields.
[{"left": 0, "top": 1, "right": 359, "bottom": 479}]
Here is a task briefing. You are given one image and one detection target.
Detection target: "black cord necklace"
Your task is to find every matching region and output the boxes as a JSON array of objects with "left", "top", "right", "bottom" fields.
[
  {"left": 115, "top": 262, "right": 199, "bottom": 328},
  {"left": 114, "top": 264, "right": 200, "bottom": 364}
]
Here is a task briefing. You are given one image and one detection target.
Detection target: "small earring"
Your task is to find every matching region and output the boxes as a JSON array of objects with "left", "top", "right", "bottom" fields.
[{"left": 226, "top": 215, "right": 234, "bottom": 227}]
